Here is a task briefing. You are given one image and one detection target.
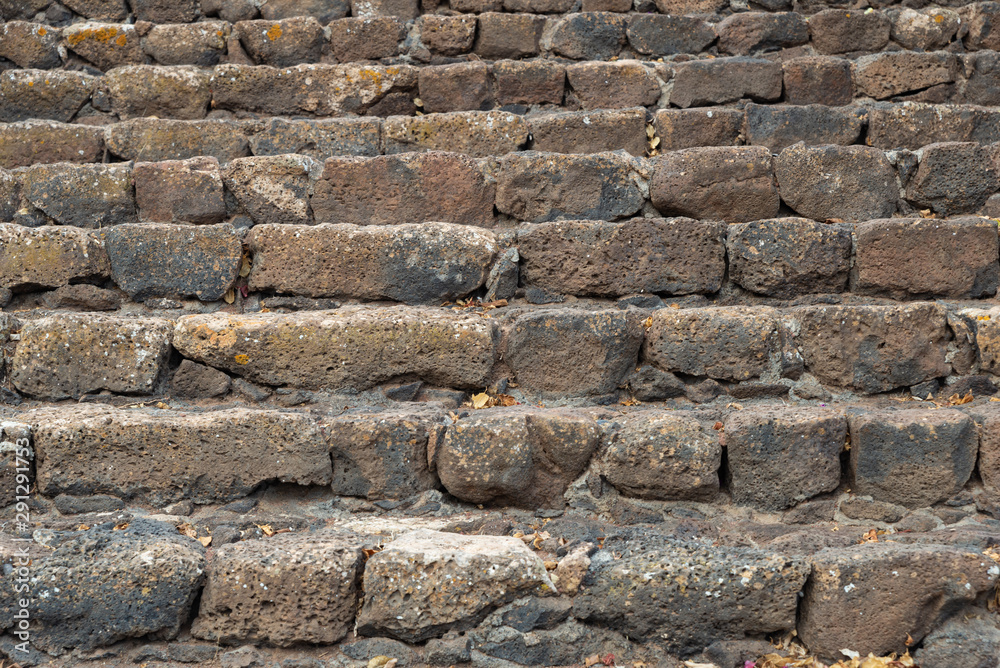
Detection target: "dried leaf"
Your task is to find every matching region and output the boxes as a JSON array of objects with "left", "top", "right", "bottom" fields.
[
  {"left": 713, "top": 421, "right": 724, "bottom": 430},
  {"left": 645, "top": 124, "right": 655, "bottom": 139},
  {"left": 650, "top": 136, "right": 660, "bottom": 148},
  {"left": 76, "top": 524, "right": 90, "bottom": 531},
  {"left": 471, "top": 392, "right": 490, "bottom": 409},
  {"left": 620, "top": 397, "right": 639, "bottom": 406},
  {"left": 585, "top": 655, "right": 601, "bottom": 667},
  {"left": 197, "top": 535, "right": 212, "bottom": 547},
  {"left": 223, "top": 287, "right": 236, "bottom": 304},
  {"left": 862, "top": 529, "right": 879, "bottom": 543},
  {"left": 256, "top": 523, "right": 275, "bottom": 537},
  {"left": 904, "top": 633, "right": 913, "bottom": 647},
  {"left": 602, "top": 654, "right": 615, "bottom": 666},
  {"left": 496, "top": 394, "right": 519, "bottom": 407},
  {"left": 113, "top": 521, "right": 129, "bottom": 531},
  {"left": 239, "top": 256, "right": 252, "bottom": 278},
  {"left": 177, "top": 523, "right": 197, "bottom": 539},
  {"left": 642, "top": 316, "right": 653, "bottom": 328}
]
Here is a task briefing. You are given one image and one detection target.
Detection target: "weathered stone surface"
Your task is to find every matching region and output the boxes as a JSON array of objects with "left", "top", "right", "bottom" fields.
[
  {"left": 63, "top": 22, "right": 143, "bottom": 71},
  {"left": 12, "top": 314, "right": 172, "bottom": 399},
  {"left": 25, "top": 404, "right": 332, "bottom": 504},
  {"left": 0, "top": 519, "right": 205, "bottom": 654},
  {"left": 324, "top": 409, "right": 442, "bottom": 499},
  {"left": 518, "top": 217, "right": 725, "bottom": 297},
  {"left": 798, "top": 543, "right": 998, "bottom": 661},
  {"left": 853, "top": 51, "right": 960, "bottom": 100},
  {"left": 0, "top": 224, "right": 110, "bottom": 292},
  {"left": 626, "top": 14, "right": 716, "bottom": 56},
  {"left": 171, "top": 359, "right": 231, "bottom": 398},
  {"left": 493, "top": 60, "right": 565, "bottom": 106},
  {"left": 782, "top": 55, "right": 853, "bottom": 107},
  {"left": 475, "top": 12, "right": 545, "bottom": 59},
  {"left": 420, "top": 15, "right": 476, "bottom": 56},
  {"left": 651, "top": 146, "right": 779, "bottom": 223},
  {"left": 573, "top": 530, "right": 809, "bottom": 653},
  {"left": 62, "top": 0, "right": 128, "bottom": 20},
  {"left": 0, "top": 69, "right": 95, "bottom": 123},
  {"left": 653, "top": 108, "right": 743, "bottom": 151},
  {"left": 350, "top": 0, "right": 417, "bottom": 20},
  {"left": 725, "top": 407, "right": 846, "bottom": 510},
  {"left": 625, "top": 364, "right": 685, "bottom": 401},
  {"left": 853, "top": 217, "right": 999, "bottom": 299},
  {"left": 551, "top": 12, "right": 627, "bottom": 61},
  {"left": 849, "top": 409, "right": 976, "bottom": 509},
  {"left": 966, "top": 405, "right": 1000, "bottom": 499},
  {"left": 670, "top": 57, "right": 782, "bottom": 109},
  {"left": 808, "top": 8, "right": 890, "bottom": 54},
  {"left": 313, "top": 151, "right": 494, "bottom": 227},
  {"left": 134, "top": 156, "right": 227, "bottom": 225},
  {"left": 643, "top": 307, "right": 780, "bottom": 382},
  {"left": 890, "top": 8, "right": 960, "bottom": 50},
  {"left": 235, "top": 17, "right": 324, "bottom": 67},
  {"left": 384, "top": 111, "right": 529, "bottom": 158},
  {"left": 915, "top": 615, "right": 1000, "bottom": 668},
  {"left": 211, "top": 63, "right": 417, "bottom": 117},
  {"left": 791, "top": 303, "right": 951, "bottom": 393},
  {"left": 962, "top": 2, "right": 1000, "bottom": 51},
  {"left": 744, "top": 103, "right": 864, "bottom": 151},
  {"left": 142, "top": 22, "right": 229, "bottom": 67},
  {"left": 105, "top": 223, "right": 241, "bottom": 301},
  {"left": 504, "top": 309, "right": 639, "bottom": 395},
  {"left": 105, "top": 65, "right": 211, "bottom": 120},
  {"left": 328, "top": 17, "right": 404, "bottom": 62},
  {"left": 717, "top": 12, "right": 808, "bottom": 55},
  {"left": 0, "top": 121, "right": 104, "bottom": 169},
  {"left": 865, "top": 103, "right": 1000, "bottom": 150},
  {"left": 960, "top": 50, "right": 1000, "bottom": 106},
  {"left": 435, "top": 408, "right": 601, "bottom": 508},
  {"left": 21, "top": 162, "right": 137, "bottom": 228},
  {"left": 566, "top": 60, "right": 661, "bottom": 110},
  {"left": 728, "top": 218, "right": 851, "bottom": 298},
  {"left": 418, "top": 61, "right": 490, "bottom": 114},
  {"left": 0, "top": 21, "right": 61, "bottom": 69},
  {"left": 774, "top": 144, "right": 898, "bottom": 221},
  {"left": 358, "top": 529, "right": 554, "bottom": 642},
  {"left": 131, "top": 0, "right": 197, "bottom": 22},
  {"left": 223, "top": 154, "right": 320, "bottom": 226},
  {"left": 906, "top": 141, "right": 999, "bottom": 215},
  {"left": 192, "top": 530, "right": 362, "bottom": 646},
  {"left": 260, "top": 0, "right": 348, "bottom": 21},
  {"left": 106, "top": 118, "right": 251, "bottom": 163},
  {"left": 250, "top": 117, "right": 381, "bottom": 160},
  {"left": 529, "top": 108, "right": 646, "bottom": 156},
  {"left": 173, "top": 306, "right": 498, "bottom": 390},
  {"left": 41, "top": 284, "right": 121, "bottom": 311},
  {"left": 248, "top": 222, "right": 496, "bottom": 303},
  {"left": 601, "top": 411, "right": 720, "bottom": 501},
  {"left": 496, "top": 152, "right": 644, "bottom": 223}
]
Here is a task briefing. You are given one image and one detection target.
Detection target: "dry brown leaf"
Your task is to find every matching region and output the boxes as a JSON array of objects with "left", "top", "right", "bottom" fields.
[
  {"left": 223, "top": 287, "right": 236, "bottom": 304},
  {"left": 471, "top": 392, "right": 490, "bottom": 409},
  {"left": 256, "top": 523, "right": 275, "bottom": 537},
  {"left": 239, "top": 257, "right": 252, "bottom": 278},
  {"left": 862, "top": 528, "right": 879, "bottom": 543},
  {"left": 113, "top": 522, "right": 129, "bottom": 531},
  {"left": 177, "top": 523, "right": 197, "bottom": 539},
  {"left": 496, "top": 394, "right": 519, "bottom": 407},
  {"left": 713, "top": 421, "right": 724, "bottom": 430},
  {"left": 76, "top": 524, "right": 90, "bottom": 531},
  {"left": 620, "top": 397, "right": 639, "bottom": 406},
  {"left": 585, "top": 655, "right": 601, "bottom": 667},
  {"left": 197, "top": 536, "right": 212, "bottom": 547},
  {"left": 642, "top": 316, "right": 653, "bottom": 328}
]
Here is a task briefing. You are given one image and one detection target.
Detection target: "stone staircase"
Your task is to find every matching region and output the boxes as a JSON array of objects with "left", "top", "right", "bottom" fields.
[{"left": 4, "top": 0, "right": 1000, "bottom": 667}]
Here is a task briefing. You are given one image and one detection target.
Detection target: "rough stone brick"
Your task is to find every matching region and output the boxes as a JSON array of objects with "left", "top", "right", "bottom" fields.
[
  {"left": 889, "top": 8, "right": 960, "bottom": 50},
  {"left": 260, "top": 0, "right": 349, "bottom": 21},
  {"left": 171, "top": 359, "right": 231, "bottom": 398},
  {"left": 551, "top": 12, "right": 628, "bottom": 60},
  {"left": 173, "top": 306, "right": 498, "bottom": 391},
  {"left": 223, "top": 154, "right": 321, "bottom": 226},
  {"left": 583, "top": 0, "right": 629, "bottom": 9},
  {"left": 350, "top": 0, "right": 418, "bottom": 20},
  {"left": 105, "top": 223, "right": 242, "bottom": 301},
  {"left": 62, "top": 0, "right": 128, "bottom": 20},
  {"left": 105, "top": 65, "right": 211, "bottom": 120},
  {"left": 915, "top": 617, "right": 1000, "bottom": 668},
  {"left": 0, "top": 520, "right": 205, "bottom": 654},
  {"left": 21, "top": 162, "right": 137, "bottom": 228},
  {"left": 601, "top": 411, "right": 721, "bottom": 501},
  {"left": 130, "top": 0, "right": 197, "bottom": 22},
  {"left": 493, "top": 59, "right": 565, "bottom": 106},
  {"left": 327, "top": 17, "right": 405, "bottom": 62},
  {"left": 744, "top": 103, "right": 865, "bottom": 151},
  {"left": 807, "top": 8, "right": 890, "bottom": 54},
  {"left": 960, "top": 50, "right": 1000, "bottom": 106},
  {"left": 211, "top": 63, "right": 417, "bottom": 117},
  {"left": 650, "top": 146, "right": 779, "bottom": 223},
  {"left": 865, "top": 103, "right": 1000, "bottom": 150},
  {"left": 653, "top": 108, "right": 743, "bottom": 151},
  {"left": 782, "top": 56, "right": 853, "bottom": 106},
  {"left": 966, "top": 405, "right": 1000, "bottom": 499},
  {"left": 495, "top": 152, "right": 644, "bottom": 223},
  {"left": 790, "top": 303, "right": 951, "bottom": 393},
  {"left": 528, "top": 108, "right": 646, "bottom": 156},
  {"left": 12, "top": 314, "right": 172, "bottom": 399},
  {"left": 247, "top": 222, "right": 497, "bottom": 303},
  {"left": 643, "top": 306, "right": 780, "bottom": 382},
  {"left": 626, "top": 14, "right": 716, "bottom": 56},
  {"left": 313, "top": 151, "right": 494, "bottom": 227},
  {"left": 727, "top": 218, "right": 852, "bottom": 298},
  {"left": 853, "top": 217, "right": 999, "bottom": 299},
  {"left": 475, "top": 13, "right": 545, "bottom": 59},
  {"left": 518, "top": 217, "right": 725, "bottom": 297},
  {"left": 41, "top": 284, "right": 121, "bottom": 311},
  {"left": 653, "top": 0, "right": 727, "bottom": 12},
  {"left": 324, "top": 409, "right": 443, "bottom": 499},
  {"left": 452, "top": 0, "right": 501, "bottom": 10},
  {"left": 670, "top": 56, "right": 782, "bottom": 108},
  {"left": 573, "top": 530, "right": 809, "bottom": 653},
  {"left": 774, "top": 144, "right": 898, "bottom": 221},
  {"left": 716, "top": 11, "right": 808, "bottom": 55},
  {"left": 0, "top": 69, "right": 95, "bottom": 123},
  {"left": 434, "top": 408, "right": 601, "bottom": 508},
  {"left": 134, "top": 157, "right": 227, "bottom": 225},
  {"left": 384, "top": 111, "right": 529, "bottom": 158},
  {"left": 0, "top": 171, "right": 18, "bottom": 222},
  {"left": 106, "top": 118, "right": 251, "bottom": 163},
  {"left": 419, "top": 15, "right": 475, "bottom": 56},
  {"left": 0, "top": 0, "right": 50, "bottom": 20},
  {"left": 249, "top": 117, "right": 381, "bottom": 159},
  {"left": 0, "top": 21, "right": 61, "bottom": 69},
  {"left": 961, "top": 2, "right": 1000, "bottom": 51},
  {"left": 418, "top": 61, "right": 491, "bottom": 113},
  {"left": 0, "top": 224, "right": 110, "bottom": 292},
  {"left": 63, "top": 22, "right": 144, "bottom": 71},
  {"left": 192, "top": 530, "right": 363, "bottom": 646},
  {"left": 506, "top": 308, "right": 642, "bottom": 395},
  {"left": 566, "top": 60, "right": 661, "bottom": 110},
  {"left": 853, "top": 51, "right": 960, "bottom": 100},
  {"left": 799, "top": 544, "right": 998, "bottom": 662},
  {"left": 142, "top": 22, "right": 228, "bottom": 67},
  {"left": 235, "top": 17, "right": 325, "bottom": 67},
  {"left": 358, "top": 530, "right": 553, "bottom": 642},
  {"left": 725, "top": 407, "right": 846, "bottom": 510},
  {"left": 0, "top": 120, "right": 103, "bottom": 169},
  {"left": 503, "top": 0, "right": 572, "bottom": 12},
  {"left": 26, "top": 404, "right": 332, "bottom": 504},
  {"left": 906, "top": 141, "right": 999, "bottom": 215}
]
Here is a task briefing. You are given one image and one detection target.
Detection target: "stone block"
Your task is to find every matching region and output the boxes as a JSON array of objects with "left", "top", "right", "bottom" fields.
[
  {"left": 475, "top": 12, "right": 545, "bottom": 59},
  {"left": 653, "top": 108, "right": 743, "bottom": 151},
  {"left": 670, "top": 56, "right": 782, "bottom": 108},
  {"left": 0, "top": 69, "right": 95, "bottom": 123},
  {"left": 0, "top": 224, "right": 110, "bottom": 292},
  {"left": 716, "top": 11, "right": 809, "bottom": 55},
  {"left": 383, "top": 111, "right": 529, "bottom": 158},
  {"left": 350, "top": 0, "right": 417, "bottom": 20},
  {"left": 418, "top": 61, "right": 491, "bottom": 113},
  {"left": 493, "top": 60, "right": 565, "bottom": 106},
  {"left": 105, "top": 65, "right": 211, "bottom": 120},
  {"left": 782, "top": 56, "right": 853, "bottom": 107},
  {"left": 419, "top": 15, "right": 475, "bottom": 56},
  {"left": 0, "top": 121, "right": 104, "bottom": 169},
  {"left": 889, "top": 8, "right": 960, "bottom": 50},
  {"left": 566, "top": 60, "right": 661, "bottom": 110},
  {"left": 21, "top": 162, "right": 137, "bottom": 228},
  {"left": 134, "top": 157, "right": 227, "bottom": 225},
  {"left": 327, "top": 17, "right": 404, "bottom": 62},
  {"left": 63, "top": 22, "right": 143, "bottom": 71},
  {"left": 626, "top": 14, "right": 715, "bottom": 56},
  {"left": 906, "top": 141, "right": 999, "bottom": 215},
  {"left": 249, "top": 117, "right": 381, "bottom": 160},
  {"left": 106, "top": 118, "right": 251, "bottom": 163},
  {"left": 808, "top": 8, "right": 890, "bottom": 54},
  {"left": 744, "top": 102, "right": 865, "bottom": 151},
  {"left": 142, "top": 22, "right": 229, "bottom": 67},
  {"left": 865, "top": 103, "right": 1000, "bottom": 150},
  {"left": 0, "top": 21, "right": 61, "bottom": 69},
  {"left": 551, "top": 12, "right": 627, "bottom": 60},
  {"left": 223, "top": 154, "right": 321, "bottom": 226},
  {"left": 853, "top": 51, "right": 960, "bottom": 100},
  {"left": 260, "top": 0, "right": 348, "bottom": 21},
  {"left": 528, "top": 108, "right": 646, "bottom": 156},
  {"left": 235, "top": 17, "right": 325, "bottom": 67}
]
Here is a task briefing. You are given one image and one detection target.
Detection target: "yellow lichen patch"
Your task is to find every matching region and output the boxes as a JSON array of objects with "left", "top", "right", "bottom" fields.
[
  {"left": 65, "top": 26, "right": 119, "bottom": 46},
  {"left": 116, "top": 34, "right": 128, "bottom": 46},
  {"left": 37, "top": 27, "right": 47, "bottom": 36},
  {"left": 266, "top": 24, "right": 282, "bottom": 41},
  {"left": 234, "top": 354, "right": 250, "bottom": 365}
]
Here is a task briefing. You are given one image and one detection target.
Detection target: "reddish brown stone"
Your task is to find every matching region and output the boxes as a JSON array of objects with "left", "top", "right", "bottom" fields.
[
  {"left": 716, "top": 12, "right": 809, "bottom": 55},
  {"left": 418, "top": 61, "right": 492, "bottom": 113},
  {"left": 105, "top": 118, "right": 251, "bottom": 163},
  {"left": 653, "top": 109, "right": 743, "bottom": 151},
  {"left": 808, "top": 8, "right": 890, "bottom": 55},
  {"left": 384, "top": 111, "right": 527, "bottom": 157},
  {"left": 551, "top": 12, "right": 627, "bottom": 60},
  {"left": 0, "top": 21, "right": 61, "bottom": 69},
  {"left": 567, "top": 60, "right": 661, "bottom": 110},
  {"left": 419, "top": 15, "right": 475, "bottom": 56},
  {"left": 854, "top": 51, "right": 960, "bottom": 100},
  {"left": 327, "top": 17, "right": 405, "bottom": 62},
  {"left": 0, "top": 225, "right": 110, "bottom": 293},
  {"left": 223, "top": 154, "right": 320, "bottom": 226},
  {"left": 528, "top": 108, "right": 646, "bottom": 156},
  {"left": 744, "top": 102, "right": 864, "bottom": 151},
  {"left": 906, "top": 141, "right": 1000, "bottom": 215},
  {"left": 475, "top": 12, "right": 545, "bottom": 59},
  {"left": 105, "top": 65, "right": 211, "bottom": 120},
  {"left": 865, "top": 103, "right": 1000, "bottom": 150},
  {"left": 670, "top": 56, "right": 782, "bottom": 108},
  {"left": 142, "top": 22, "right": 229, "bottom": 67},
  {"left": 134, "top": 157, "right": 226, "bottom": 225},
  {"left": 653, "top": 0, "right": 727, "bottom": 12},
  {"left": 493, "top": 59, "right": 565, "bottom": 106},
  {"left": 626, "top": 14, "right": 716, "bottom": 56},
  {"left": 0, "top": 121, "right": 103, "bottom": 169},
  {"left": 235, "top": 17, "right": 325, "bottom": 67},
  {"left": 782, "top": 56, "right": 853, "bottom": 107},
  {"left": 503, "top": 0, "right": 572, "bottom": 12},
  {"left": 0, "top": 69, "right": 96, "bottom": 123}
]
